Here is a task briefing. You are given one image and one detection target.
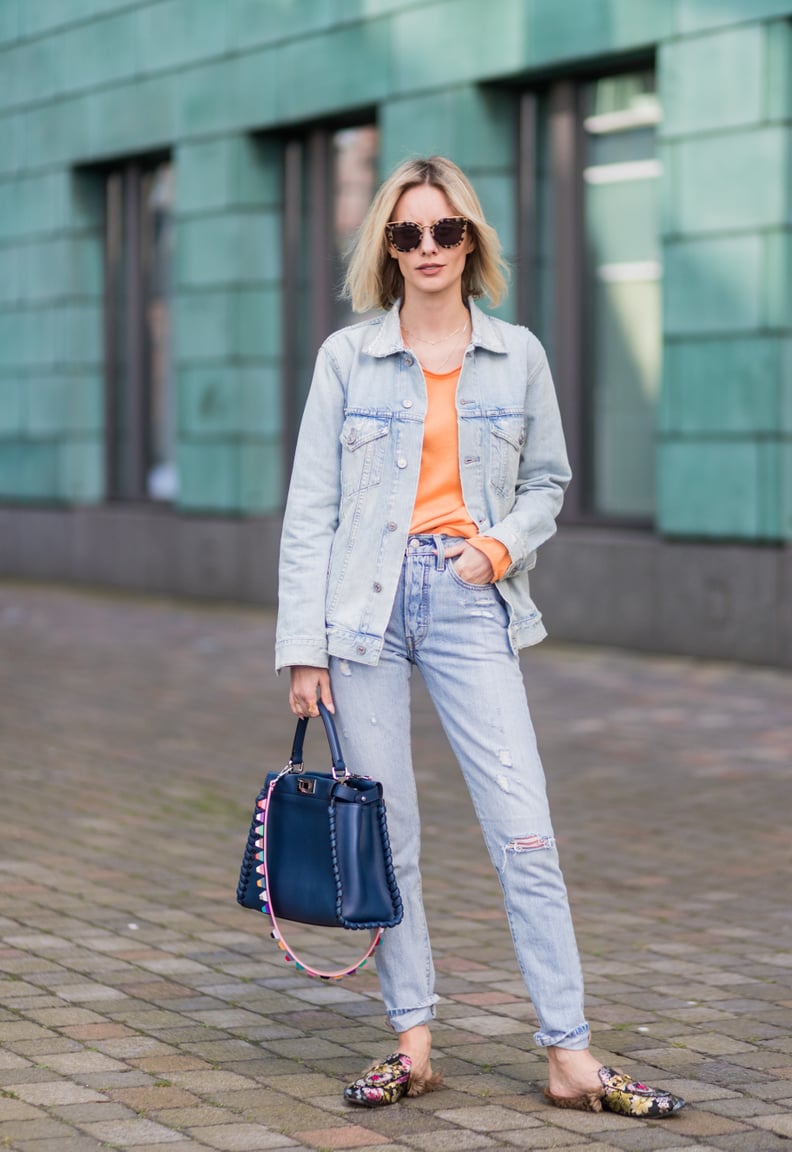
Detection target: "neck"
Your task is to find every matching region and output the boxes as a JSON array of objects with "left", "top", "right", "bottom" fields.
[{"left": 399, "top": 294, "right": 469, "bottom": 339}]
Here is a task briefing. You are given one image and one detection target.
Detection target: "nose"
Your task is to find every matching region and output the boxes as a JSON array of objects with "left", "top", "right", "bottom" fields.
[{"left": 418, "top": 224, "right": 437, "bottom": 254}]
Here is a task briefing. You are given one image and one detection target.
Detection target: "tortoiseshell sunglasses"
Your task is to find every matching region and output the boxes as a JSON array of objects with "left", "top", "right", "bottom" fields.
[{"left": 385, "top": 216, "right": 469, "bottom": 253}]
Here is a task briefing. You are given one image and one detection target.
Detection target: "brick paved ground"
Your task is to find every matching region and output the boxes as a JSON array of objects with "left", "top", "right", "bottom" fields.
[{"left": 1, "top": 581, "right": 791, "bottom": 1152}]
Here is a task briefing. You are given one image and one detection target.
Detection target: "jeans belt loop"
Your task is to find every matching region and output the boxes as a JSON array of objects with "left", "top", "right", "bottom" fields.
[{"left": 433, "top": 534, "right": 446, "bottom": 572}]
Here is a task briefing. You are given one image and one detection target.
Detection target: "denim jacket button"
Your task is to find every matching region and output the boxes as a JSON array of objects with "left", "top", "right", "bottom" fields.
[
  {"left": 397, "top": 457, "right": 407, "bottom": 469},
  {"left": 402, "top": 399, "right": 413, "bottom": 408},
  {"left": 386, "top": 521, "right": 398, "bottom": 532},
  {"left": 372, "top": 582, "right": 382, "bottom": 593},
  {"left": 356, "top": 645, "right": 367, "bottom": 654}
]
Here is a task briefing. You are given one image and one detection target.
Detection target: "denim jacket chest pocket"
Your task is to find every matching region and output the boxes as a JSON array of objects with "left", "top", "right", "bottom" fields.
[
  {"left": 340, "top": 412, "right": 391, "bottom": 497},
  {"left": 487, "top": 411, "right": 526, "bottom": 498}
]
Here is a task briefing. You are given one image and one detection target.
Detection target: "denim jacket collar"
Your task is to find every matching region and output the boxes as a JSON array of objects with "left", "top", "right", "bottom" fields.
[{"left": 362, "top": 297, "right": 508, "bottom": 359}]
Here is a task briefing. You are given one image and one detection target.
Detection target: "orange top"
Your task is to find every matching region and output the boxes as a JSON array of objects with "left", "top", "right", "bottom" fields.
[{"left": 409, "top": 366, "right": 512, "bottom": 581}]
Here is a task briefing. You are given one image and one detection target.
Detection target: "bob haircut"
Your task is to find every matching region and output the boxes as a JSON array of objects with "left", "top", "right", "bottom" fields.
[{"left": 343, "top": 156, "right": 509, "bottom": 312}]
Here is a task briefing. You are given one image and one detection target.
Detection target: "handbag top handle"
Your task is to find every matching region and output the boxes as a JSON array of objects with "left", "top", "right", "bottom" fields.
[{"left": 289, "top": 700, "right": 347, "bottom": 777}]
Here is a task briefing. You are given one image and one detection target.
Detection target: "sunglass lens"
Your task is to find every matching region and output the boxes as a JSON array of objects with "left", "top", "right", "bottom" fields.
[
  {"left": 433, "top": 218, "right": 466, "bottom": 247},
  {"left": 389, "top": 223, "right": 422, "bottom": 251}
]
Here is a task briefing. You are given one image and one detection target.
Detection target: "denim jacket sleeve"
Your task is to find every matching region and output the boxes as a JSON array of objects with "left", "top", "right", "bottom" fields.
[
  {"left": 478, "top": 344, "right": 572, "bottom": 575},
  {"left": 275, "top": 343, "right": 344, "bottom": 671}
]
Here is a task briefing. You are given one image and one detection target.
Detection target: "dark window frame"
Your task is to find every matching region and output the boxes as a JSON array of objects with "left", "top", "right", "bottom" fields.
[
  {"left": 280, "top": 113, "right": 378, "bottom": 493},
  {"left": 103, "top": 152, "right": 173, "bottom": 504},
  {"left": 517, "top": 59, "right": 657, "bottom": 529}
]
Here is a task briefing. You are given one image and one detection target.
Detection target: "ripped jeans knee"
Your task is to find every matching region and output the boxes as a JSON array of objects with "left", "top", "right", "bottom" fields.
[{"left": 505, "top": 833, "right": 555, "bottom": 854}]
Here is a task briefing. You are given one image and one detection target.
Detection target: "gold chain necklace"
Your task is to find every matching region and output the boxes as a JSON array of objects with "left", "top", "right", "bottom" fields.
[
  {"left": 401, "top": 319, "right": 468, "bottom": 346},
  {"left": 432, "top": 329, "right": 469, "bottom": 373}
]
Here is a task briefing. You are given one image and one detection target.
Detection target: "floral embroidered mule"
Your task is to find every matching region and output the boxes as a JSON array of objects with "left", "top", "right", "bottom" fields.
[
  {"left": 344, "top": 1052, "right": 443, "bottom": 1107},
  {"left": 545, "top": 1065, "right": 685, "bottom": 1118}
]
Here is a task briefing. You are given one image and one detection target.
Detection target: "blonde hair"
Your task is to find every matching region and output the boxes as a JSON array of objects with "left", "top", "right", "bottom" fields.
[{"left": 343, "top": 156, "right": 509, "bottom": 312}]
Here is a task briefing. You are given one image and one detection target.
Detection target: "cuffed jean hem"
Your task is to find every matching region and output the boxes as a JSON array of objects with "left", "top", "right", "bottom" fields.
[
  {"left": 534, "top": 1022, "right": 590, "bottom": 1050},
  {"left": 387, "top": 999, "right": 439, "bottom": 1034}
]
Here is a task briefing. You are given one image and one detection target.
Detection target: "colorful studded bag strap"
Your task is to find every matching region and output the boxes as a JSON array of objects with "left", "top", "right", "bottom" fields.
[{"left": 251, "top": 767, "right": 383, "bottom": 981}]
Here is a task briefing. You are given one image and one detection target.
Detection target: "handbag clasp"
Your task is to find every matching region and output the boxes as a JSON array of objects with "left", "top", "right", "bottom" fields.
[{"left": 297, "top": 778, "right": 316, "bottom": 795}]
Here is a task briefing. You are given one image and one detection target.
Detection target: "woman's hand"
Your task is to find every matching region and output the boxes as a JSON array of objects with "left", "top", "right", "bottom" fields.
[
  {"left": 443, "top": 541, "right": 494, "bottom": 585},
  {"left": 289, "top": 666, "right": 335, "bottom": 718}
]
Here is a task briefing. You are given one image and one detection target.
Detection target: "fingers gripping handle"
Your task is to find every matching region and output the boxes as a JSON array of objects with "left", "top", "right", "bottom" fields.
[{"left": 289, "top": 699, "right": 347, "bottom": 776}]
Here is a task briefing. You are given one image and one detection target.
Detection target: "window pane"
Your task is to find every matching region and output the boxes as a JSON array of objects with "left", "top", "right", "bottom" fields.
[
  {"left": 105, "top": 159, "right": 175, "bottom": 503},
  {"left": 106, "top": 172, "right": 132, "bottom": 499},
  {"left": 533, "top": 92, "right": 555, "bottom": 368},
  {"left": 332, "top": 125, "right": 378, "bottom": 329},
  {"left": 582, "top": 71, "right": 661, "bottom": 518},
  {"left": 282, "top": 123, "right": 379, "bottom": 461},
  {"left": 142, "top": 162, "right": 176, "bottom": 501}
]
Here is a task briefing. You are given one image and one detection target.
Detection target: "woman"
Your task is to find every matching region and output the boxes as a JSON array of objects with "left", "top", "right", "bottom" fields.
[{"left": 276, "top": 156, "right": 684, "bottom": 1119}]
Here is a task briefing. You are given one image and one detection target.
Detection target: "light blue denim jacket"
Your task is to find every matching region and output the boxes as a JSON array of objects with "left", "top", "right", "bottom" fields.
[{"left": 275, "top": 299, "right": 571, "bottom": 671}]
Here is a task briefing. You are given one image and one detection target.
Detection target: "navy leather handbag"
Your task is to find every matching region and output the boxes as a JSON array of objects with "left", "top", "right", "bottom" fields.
[{"left": 237, "top": 703, "right": 403, "bottom": 980}]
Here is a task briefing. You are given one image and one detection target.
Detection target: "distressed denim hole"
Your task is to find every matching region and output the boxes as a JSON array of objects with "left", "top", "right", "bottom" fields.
[{"left": 506, "top": 834, "right": 555, "bottom": 853}]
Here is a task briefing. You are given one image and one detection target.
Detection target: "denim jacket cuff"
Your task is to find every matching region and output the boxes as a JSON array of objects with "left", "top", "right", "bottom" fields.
[{"left": 275, "top": 640, "right": 329, "bottom": 674}]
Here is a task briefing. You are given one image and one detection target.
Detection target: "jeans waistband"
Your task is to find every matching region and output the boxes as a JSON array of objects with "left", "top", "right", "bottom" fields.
[{"left": 405, "top": 534, "right": 465, "bottom": 570}]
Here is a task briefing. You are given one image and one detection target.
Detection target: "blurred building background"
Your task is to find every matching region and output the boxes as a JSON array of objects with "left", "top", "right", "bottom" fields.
[{"left": 0, "top": 0, "right": 790, "bottom": 666}]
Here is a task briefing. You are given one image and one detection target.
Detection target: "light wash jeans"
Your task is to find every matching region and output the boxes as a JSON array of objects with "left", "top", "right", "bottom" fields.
[{"left": 329, "top": 535, "right": 590, "bottom": 1050}]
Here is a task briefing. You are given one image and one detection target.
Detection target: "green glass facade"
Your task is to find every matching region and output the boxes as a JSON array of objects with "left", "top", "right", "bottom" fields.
[{"left": 0, "top": 0, "right": 790, "bottom": 664}]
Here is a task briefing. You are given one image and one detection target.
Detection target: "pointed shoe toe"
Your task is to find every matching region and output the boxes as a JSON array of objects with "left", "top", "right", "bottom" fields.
[
  {"left": 344, "top": 1053, "right": 412, "bottom": 1107},
  {"left": 599, "top": 1066, "right": 686, "bottom": 1118},
  {"left": 344, "top": 1052, "right": 443, "bottom": 1107}
]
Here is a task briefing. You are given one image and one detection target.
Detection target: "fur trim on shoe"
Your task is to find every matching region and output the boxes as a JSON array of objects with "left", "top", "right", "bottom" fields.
[
  {"left": 407, "top": 1069, "right": 444, "bottom": 1098},
  {"left": 544, "top": 1087, "right": 604, "bottom": 1112}
]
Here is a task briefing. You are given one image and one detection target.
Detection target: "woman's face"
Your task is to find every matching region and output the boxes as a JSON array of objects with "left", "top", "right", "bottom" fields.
[{"left": 387, "top": 183, "right": 475, "bottom": 305}]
